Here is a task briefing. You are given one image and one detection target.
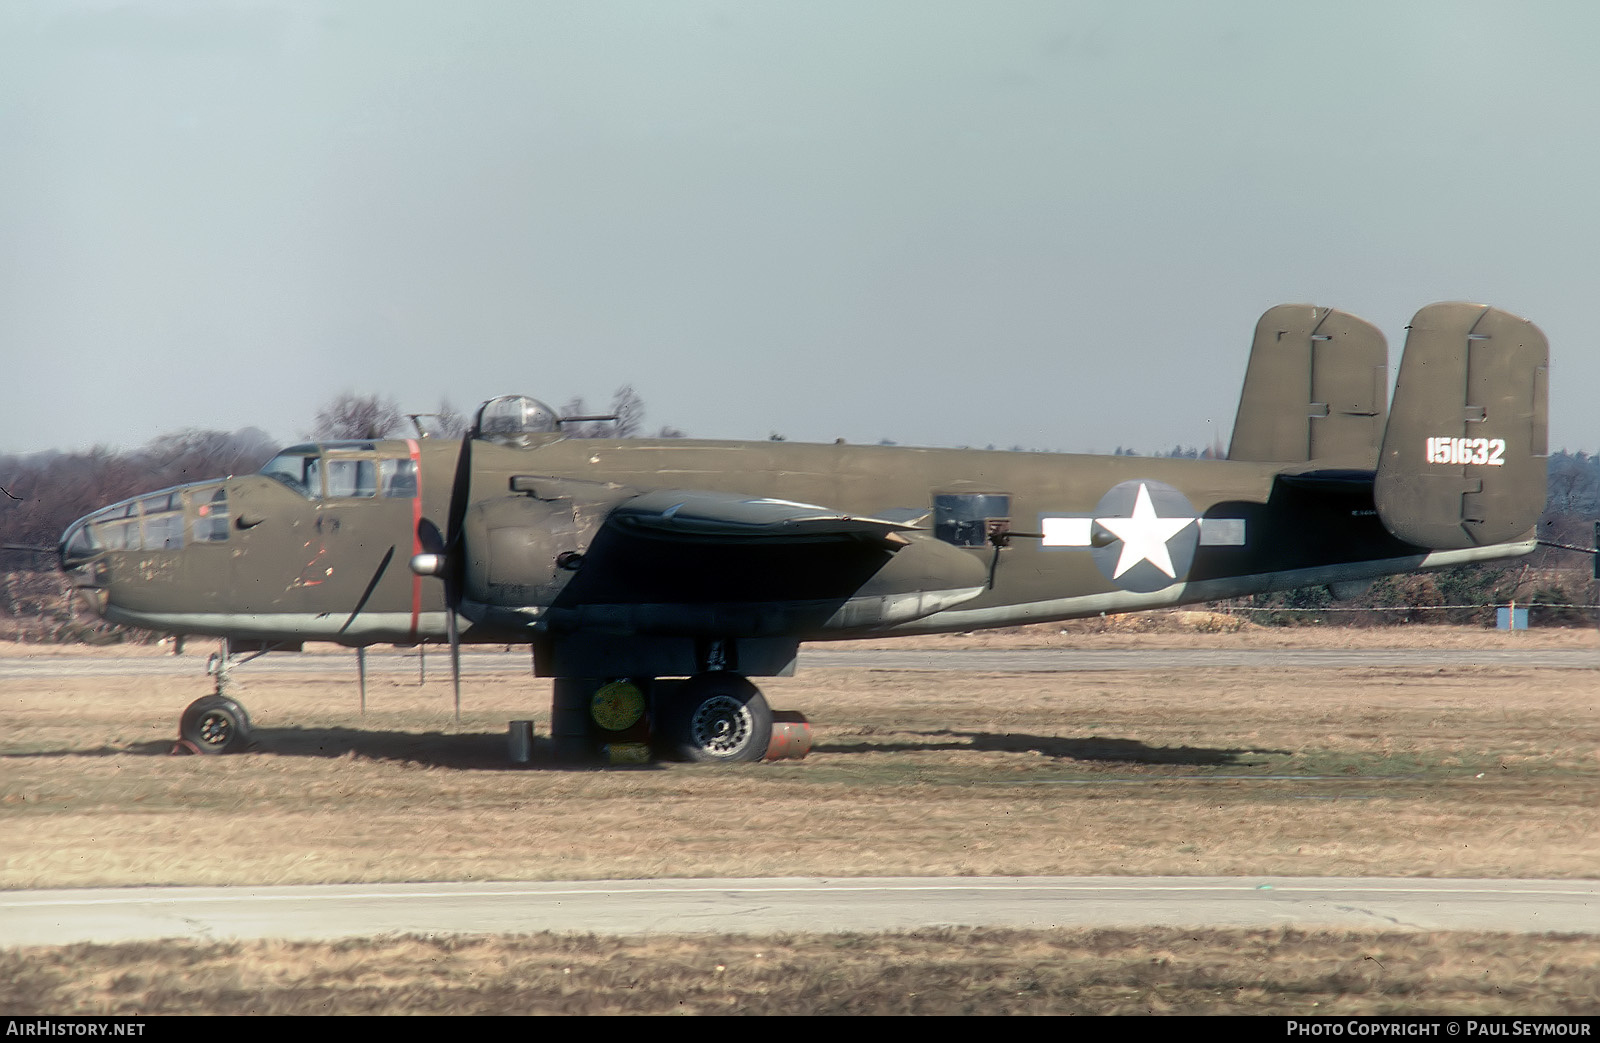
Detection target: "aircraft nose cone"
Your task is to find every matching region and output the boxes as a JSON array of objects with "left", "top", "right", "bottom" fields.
[{"left": 58, "top": 517, "right": 107, "bottom": 585}]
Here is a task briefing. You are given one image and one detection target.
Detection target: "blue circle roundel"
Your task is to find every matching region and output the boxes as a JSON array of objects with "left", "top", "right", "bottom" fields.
[{"left": 1088, "top": 480, "right": 1200, "bottom": 593}]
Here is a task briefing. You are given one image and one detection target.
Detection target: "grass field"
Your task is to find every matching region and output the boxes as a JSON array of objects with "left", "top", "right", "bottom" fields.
[
  {"left": 3, "top": 622, "right": 1597, "bottom": 1014},
  {"left": 5, "top": 928, "right": 1598, "bottom": 1016}
]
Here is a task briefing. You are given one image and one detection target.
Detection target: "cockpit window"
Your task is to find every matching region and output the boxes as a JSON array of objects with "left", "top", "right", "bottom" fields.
[
  {"left": 259, "top": 446, "right": 415, "bottom": 500},
  {"left": 379, "top": 458, "right": 417, "bottom": 498},
  {"left": 261, "top": 448, "right": 320, "bottom": 498},
  {"left": 326, "top": 458, "right": 377, "bottom": 498}
]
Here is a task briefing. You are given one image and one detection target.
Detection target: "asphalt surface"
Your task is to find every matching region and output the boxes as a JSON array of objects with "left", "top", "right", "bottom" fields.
[
  {"left": 2, "top": 646, "right": 1597, "bottom": 680},
  {"left": 3, "top": 877, "right": 1597, "bottom": 946}
]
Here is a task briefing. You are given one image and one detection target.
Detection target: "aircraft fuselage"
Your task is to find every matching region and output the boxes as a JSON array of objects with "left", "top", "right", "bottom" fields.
[{"left": 63, "top": 434, "right": 1527, "bottom": 650}]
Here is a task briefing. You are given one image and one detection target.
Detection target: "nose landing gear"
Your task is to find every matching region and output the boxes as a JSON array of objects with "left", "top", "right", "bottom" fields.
[
  {"left": 173, "top": 639, "right": 258, "bottom": 754},
  {"left": 178, "top": 693, "right": 253, "bottom": 754}
]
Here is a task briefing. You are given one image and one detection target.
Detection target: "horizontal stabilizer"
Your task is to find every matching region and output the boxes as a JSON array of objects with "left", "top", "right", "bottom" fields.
[
  {"left": 1375, "top": 303, "right": 1548, "bottom": 549},
  {"left": 1228, "top": 304, "right": 1388, "bottom": 466}
]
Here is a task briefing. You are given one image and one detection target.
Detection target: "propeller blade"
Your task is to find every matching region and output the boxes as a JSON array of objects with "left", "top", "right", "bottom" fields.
[
  {"left": 418, "top": 433, "right": 474, "bottom": 726},
  {"left": 447, "top": 607, "right": 461, "bottom": 724},
  {"left": 416, "top": 518, "right": 446, "bottom": 556},
  {"left": 444, "top": 433, "right": 474, "bottom": 554}
]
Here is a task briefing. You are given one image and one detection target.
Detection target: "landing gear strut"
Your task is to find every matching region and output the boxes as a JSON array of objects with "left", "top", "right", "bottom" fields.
[{"left": 180, "top": 639, "right": 258, "bottom": 754}]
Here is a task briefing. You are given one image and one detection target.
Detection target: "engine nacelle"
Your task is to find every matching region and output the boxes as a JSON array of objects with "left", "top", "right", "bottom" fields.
[
  {"left": 463, "top": 496, "right": 586, "bottom": 607},
  {"left": 462, "top": 478, "right": 628, "bottom": 609}
]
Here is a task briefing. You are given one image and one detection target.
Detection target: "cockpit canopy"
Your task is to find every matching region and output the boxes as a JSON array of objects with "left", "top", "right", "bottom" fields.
[
  {"left": 475, "top": 395, "right": 559, "bottom": 445},
  {"left": 259, "top": 443, "right": 419, "bottom": 500},
  {"left": 61, "top": 396, "right": 565, "bottom": 562},
  {"left": 60, "top": 482, "right": 230, "bottom": 563}
]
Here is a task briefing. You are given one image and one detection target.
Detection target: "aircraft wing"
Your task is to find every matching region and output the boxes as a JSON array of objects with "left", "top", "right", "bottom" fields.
[
  {"left": 605, "top": 489, "right": 920, "bottom": 545},
  {"left": 486, "top": 486, "right": 986, "bottom": 645}
]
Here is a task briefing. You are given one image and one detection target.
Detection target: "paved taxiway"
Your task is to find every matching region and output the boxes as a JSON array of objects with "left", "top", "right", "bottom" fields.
[
  {"left": 3, "top": 878, "right": 1595, "bottom": 946},
  {"left": 1, "top": 646, "right": 1596, "bottom": 680}
]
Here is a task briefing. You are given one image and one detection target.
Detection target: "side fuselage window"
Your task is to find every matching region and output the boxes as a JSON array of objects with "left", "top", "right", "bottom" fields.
[
  {"left": 191, "top": 487, "right": 229, "bottom": 542},
  {"left": 94, "top": 503, "right": 139, "bottom": 551},
  {"left": 379, "top": 458, "right": 417, "bottom": 498},
  {"left": 139, "top": 492, "right": 184, "bottom": 550},
  {"left": 933, "top": 493, "right": 1012, "bottom": 548},
  {"left": 73, "top": 488, "right": 206, "bottom": 554}
]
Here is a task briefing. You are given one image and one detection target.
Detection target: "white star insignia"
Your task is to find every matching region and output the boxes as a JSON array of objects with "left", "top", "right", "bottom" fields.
[{"left": 1094, "top": 483, "right": 1196, "bottom": 578}]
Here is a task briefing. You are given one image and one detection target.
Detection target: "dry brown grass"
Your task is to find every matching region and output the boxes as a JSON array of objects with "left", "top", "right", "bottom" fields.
[
  {"left": 835, "top": 617, "right": 1600, "bottom": 650},
  {"left": 2, "top": 625, "right": 1597, "bottom": 887},
  {"left": 4, "top": 624, "right": 1599, "bottom": 1015},
  {"left": 3, "top": 928, "right": 1596, "bottom": 1015}
]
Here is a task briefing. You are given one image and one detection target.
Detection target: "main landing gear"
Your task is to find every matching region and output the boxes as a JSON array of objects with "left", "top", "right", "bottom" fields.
[
  {"left": 552, "top": 673, "right": 803, "bottom": 765},
  {"left": 659, "top": 674, "right": 773, "bottom": 764},
  {"left": 167, "top": 641, "right": 807, "bottom": 764}
]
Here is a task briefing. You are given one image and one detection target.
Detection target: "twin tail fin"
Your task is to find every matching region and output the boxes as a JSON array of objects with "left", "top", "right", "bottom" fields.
[
  {"left": 1230, "top": 301, "right": 1548, "bottom": 550},
  {"left": 1374, "top": 303, "right": 1548, "bottom": 549}
]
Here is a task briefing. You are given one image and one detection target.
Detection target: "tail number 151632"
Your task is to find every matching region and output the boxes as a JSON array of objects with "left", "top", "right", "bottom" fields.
[{"left": 1426, "top": 436, "right": 1506, "bottom": 466}]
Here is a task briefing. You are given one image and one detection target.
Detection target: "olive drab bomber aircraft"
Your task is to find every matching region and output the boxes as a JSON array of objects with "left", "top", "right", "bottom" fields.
[{"left": 59, "top": 302, "right": 1549, "bottom": 764}]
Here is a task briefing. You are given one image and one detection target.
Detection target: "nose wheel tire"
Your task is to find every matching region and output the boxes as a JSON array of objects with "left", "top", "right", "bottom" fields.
[
  {"left": 180, "top": 694, "right": 253, "bottom": 754},
  {"left": 660, "top": 674, "right": 772, "bottom": 763}
]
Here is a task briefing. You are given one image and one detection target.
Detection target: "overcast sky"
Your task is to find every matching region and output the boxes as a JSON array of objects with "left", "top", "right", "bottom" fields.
[{"left": 3, "top": 1, "right": 1596, "bottom": 457}]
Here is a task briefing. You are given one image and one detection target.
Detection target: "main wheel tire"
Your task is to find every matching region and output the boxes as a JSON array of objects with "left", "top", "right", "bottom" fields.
[
  {"left": 661, "top": 675, "right": 772, "bottom": 763},
  {"left": 179, "top": 694, "right": 253, "bottom": 754}
]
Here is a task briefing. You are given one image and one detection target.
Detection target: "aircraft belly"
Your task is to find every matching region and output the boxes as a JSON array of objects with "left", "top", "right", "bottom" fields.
[
  {"left": 519, "top": 585, "right": 988, "bottom": 637},
  {"left": 100, "top": 608, "right": 453, "bottom": 644},
  {"left": 890, "top": 540, "right": 1535, "bottom": 635}
]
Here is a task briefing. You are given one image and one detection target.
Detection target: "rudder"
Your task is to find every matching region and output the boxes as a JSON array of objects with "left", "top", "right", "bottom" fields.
[
  {"left": 1228, "top": 304, "right": 1388, "bottom": 466},
  {"left": 1375, "top": 303, "right": 1548, "bottom": 549}
]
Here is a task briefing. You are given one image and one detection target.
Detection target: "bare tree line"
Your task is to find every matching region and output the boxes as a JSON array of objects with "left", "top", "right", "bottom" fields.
[
  {"left": 2, "top": 386, "right": 684, "bottom": 567},
  {"left": 0, "top": 428, "right": 280, "bottom": 561},
  {"left": 311, "top": 386, "right": 683, "bottom": 441}
]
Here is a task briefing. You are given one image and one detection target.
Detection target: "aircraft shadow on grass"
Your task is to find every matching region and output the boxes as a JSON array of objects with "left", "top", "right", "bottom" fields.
[
  {"left": 817, "top": 730, "right": 1291, "bottom": 766},
  {"left": 4, "top": 730, "right": 553, "bottom": 771},
  {"left": 9, "top": 728, "right": 1288, "bottom": 770}
]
